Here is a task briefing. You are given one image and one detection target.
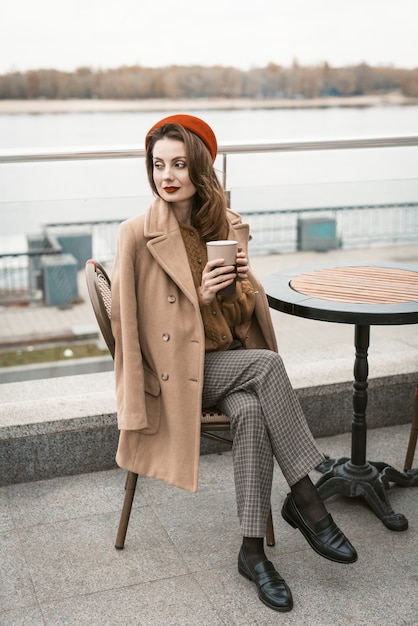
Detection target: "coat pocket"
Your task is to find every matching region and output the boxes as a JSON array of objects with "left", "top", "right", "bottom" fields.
[{"left": 141, "top": 366, "right": 161, "bottom": 434}]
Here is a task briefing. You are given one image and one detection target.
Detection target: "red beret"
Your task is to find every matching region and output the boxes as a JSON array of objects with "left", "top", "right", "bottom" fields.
[{"left": 145, "top": 114, "right": 217, "bottom": 162}]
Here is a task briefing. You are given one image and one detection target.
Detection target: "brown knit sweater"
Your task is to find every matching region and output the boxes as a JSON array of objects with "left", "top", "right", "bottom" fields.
[{"left": 179, "top": 223, "right": 256, "bottom": 351}]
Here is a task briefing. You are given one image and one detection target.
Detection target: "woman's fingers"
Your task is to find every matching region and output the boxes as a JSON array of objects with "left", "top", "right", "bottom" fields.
[{"left": 200, "top": 259, "right": 236, "bottom": 303}]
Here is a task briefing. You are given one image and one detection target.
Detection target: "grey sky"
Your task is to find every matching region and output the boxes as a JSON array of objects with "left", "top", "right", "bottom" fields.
[{"left": 1, "top": 0, "right": 417, "bottom": 73}]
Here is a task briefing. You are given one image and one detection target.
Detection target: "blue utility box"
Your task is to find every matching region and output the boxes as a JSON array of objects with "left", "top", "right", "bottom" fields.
[
  {"left": 41, "top": 253, "right": 79, "bottom": 306},
  {"left": 55, "top": 232, "right": 92, "bottom": 270},
  {"left": 297, "top": 217, "right": 338, "bottom": 251}
]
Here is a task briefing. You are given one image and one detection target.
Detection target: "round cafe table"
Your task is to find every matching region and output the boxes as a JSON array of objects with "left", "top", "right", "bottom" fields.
[{"left": 263, "top": 262, "right": 418, "bottom": 531}]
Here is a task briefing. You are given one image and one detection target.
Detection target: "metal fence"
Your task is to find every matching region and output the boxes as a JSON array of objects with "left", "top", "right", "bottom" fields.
[
  {"left": 242, "top": 202, "right": 418, "bottom": 254},
  {"left": 42, "top": 202, "right": 418, "bottom": 257},
  {"left": 0, "top": 249, "right": 56, "bottom": 306},
  {"left": 2, "top": 201, "right": 416, "bottom": 306}
]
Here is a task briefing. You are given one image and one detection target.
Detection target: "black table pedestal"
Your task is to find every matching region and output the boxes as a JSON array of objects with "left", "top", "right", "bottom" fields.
[
  {"left": 314, "top": 323, "right": 418, "bottom": 531},
  {"left": 315, "top": 457, "right": 418, "bottom": 531}
]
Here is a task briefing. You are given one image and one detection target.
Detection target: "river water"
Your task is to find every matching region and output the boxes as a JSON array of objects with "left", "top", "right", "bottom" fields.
[{"left": 0, "top": 105, "right": 417, "bottom": 251}]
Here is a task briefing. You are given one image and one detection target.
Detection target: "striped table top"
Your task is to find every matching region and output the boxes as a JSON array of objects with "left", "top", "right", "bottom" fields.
[{"left": 290, "top": 266, "right": 418, "bottom": 305}]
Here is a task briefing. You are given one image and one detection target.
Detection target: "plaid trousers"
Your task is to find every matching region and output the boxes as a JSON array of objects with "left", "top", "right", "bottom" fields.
[{"left": 202, "top": 348, "right": 324, "bottom": 538}]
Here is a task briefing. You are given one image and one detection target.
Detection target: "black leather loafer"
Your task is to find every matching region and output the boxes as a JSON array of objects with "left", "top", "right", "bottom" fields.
[
  {"left": 281, "top": 493, "right": 357, "bottom": 564},
  {"left": 238, "top": 547, "right": 293, "bottom": 612}
]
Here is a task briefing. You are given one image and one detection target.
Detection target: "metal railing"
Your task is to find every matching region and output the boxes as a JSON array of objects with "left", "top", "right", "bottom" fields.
[
  {"left": 2, "top": 200, "right": 416, "bottom": 304},
  {"left": 241, "top": 202, "right": 418, "bottom": 253},
  {"left": 2, "top": 135, "right": 418, "bottom": 190},
  {"left": 0, "top": 249, "right": 56, "bottom": 306},
  {"left": 40, "top": 202, "right": 418, "bottom": 257}
]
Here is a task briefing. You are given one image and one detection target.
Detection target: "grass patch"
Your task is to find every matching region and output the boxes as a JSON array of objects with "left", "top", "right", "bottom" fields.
[{"left": 0, "top": 343, "right": 110, "bottom": 368}]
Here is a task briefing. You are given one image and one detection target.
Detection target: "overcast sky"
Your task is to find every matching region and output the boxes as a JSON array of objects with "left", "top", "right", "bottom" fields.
[{"left": 1, "top": 0, "right": 417, "bottom": 74}]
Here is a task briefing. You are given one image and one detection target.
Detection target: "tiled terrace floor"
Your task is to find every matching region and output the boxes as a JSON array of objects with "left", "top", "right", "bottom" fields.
[{"left": 1, "top": 423, "right": 418, "bottom": 625}]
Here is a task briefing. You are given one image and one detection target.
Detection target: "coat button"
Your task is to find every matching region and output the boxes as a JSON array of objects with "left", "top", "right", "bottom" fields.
[
  {"left": 161, "top": 373, "right": 169, "bottom": 381},
  {"left": 162, "top": 333, "right": 170, "bottom": 341},
  {"left": 168, "top": 295, "right": 176, "bottom": 303},
  {"left": 197, "top": 258, "right": 202, "bottom": 264},
  {"left": 211, "top": 310, "right": 217, "bottom": 315},
  {"left": 222, "top": 335, "right": 227, "bottom": 341}
]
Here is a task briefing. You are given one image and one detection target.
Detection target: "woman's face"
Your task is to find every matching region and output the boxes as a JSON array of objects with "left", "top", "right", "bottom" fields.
[{"left": 152, "top": 138, "right": 197, "bottom": 206}]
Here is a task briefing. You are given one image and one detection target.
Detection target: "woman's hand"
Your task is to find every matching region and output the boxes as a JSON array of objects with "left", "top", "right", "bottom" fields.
[
  {"left": 199, "top": 258, "right": 237, "bottom": 305},
  {"left": 199, "top": 246, "right": 249, "bottom": 305},
  {"left": 236, "top": 246, "right": 250, "bottom": 280}
]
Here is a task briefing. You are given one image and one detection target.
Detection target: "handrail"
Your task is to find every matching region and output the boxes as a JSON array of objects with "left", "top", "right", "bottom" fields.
[{"left": 1, "top": 136, "right": 418, "bottom": 164}]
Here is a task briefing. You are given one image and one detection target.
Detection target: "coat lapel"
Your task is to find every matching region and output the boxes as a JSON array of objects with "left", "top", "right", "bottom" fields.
[
  {"left": 143, "top": 200, "right": 251, "bottom": 305},
  {"left": 144, "top": 199, "right": 198, "bottom": 304}
]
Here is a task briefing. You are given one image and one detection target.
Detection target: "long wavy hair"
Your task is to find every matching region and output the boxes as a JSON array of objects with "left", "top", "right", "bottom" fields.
[{"left": 145, "top": 123, "right": 229, "bottom": 242}]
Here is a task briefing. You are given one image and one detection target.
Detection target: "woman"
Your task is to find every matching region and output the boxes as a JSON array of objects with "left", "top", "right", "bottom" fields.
[{"left": 111, "top": 114, "right": 357, "bottom": 613}]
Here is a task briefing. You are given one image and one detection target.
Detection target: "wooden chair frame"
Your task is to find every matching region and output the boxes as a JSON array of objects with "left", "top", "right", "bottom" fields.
[{"left": 85, "top": 259, "right": 275, "bottom": 549}]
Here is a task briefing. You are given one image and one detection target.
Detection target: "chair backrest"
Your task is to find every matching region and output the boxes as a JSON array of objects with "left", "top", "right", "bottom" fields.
[{"left": 85, "top": 259, "right": 115, "bottom": 359}]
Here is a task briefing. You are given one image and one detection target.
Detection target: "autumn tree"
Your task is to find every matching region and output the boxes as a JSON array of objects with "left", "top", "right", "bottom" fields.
[{"left": 0, "top": 63, "right": 416, "bottom": 100}]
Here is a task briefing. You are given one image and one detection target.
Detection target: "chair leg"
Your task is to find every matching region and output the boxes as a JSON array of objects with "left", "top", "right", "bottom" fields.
[
  {"left": 266, "top": 507, "right": 275, "bottom": 547},
  {"left": 404, "top": 383, "right": 418, "bottom": 472},
  {"left": 115, "top": 471, "right": 138, "bottom": 550}
]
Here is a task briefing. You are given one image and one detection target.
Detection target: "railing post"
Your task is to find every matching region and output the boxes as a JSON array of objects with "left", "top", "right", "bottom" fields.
[{"left": 221, "top": 152, "right": 227, "bottom": 190}]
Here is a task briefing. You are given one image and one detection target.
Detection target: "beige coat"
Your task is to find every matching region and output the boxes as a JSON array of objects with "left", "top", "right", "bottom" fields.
[{"left": 111, "top": 198, "right": 278, "bottom": 492}]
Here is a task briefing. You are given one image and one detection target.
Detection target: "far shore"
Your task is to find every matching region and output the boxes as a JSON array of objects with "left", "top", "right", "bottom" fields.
[{"left": 1, "top": 92, "right": 417, "bottom": 114}]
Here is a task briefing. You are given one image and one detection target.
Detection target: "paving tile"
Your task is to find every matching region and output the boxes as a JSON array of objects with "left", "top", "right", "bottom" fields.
[
  {"left": 0, "top": 530, "right": 37, "bottom": 613},
  {"left": 195, "top": 565, "right": 285, "bottom": 626},
  {"left": 41, "top": 575, "right": 224, "bottom": 625},
  {"left": 5, "top": 468, "right": 144, "bottom": 528},
  {"left": 0, "top": 606, "right": 45, "bottom": 626},
  {"left": 17, "top": 509, "right": 189, "bottom": 604},
  {"left": 0, "top": 489, "right": 14, "bottom": 532},
  {"left": 151, "top": 489, "right": 241, "bottom": 573}
]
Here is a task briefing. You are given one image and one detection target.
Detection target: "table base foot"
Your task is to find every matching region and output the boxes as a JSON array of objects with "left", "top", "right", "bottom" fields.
[{"left": 315, "top": 458, "right": 418, "bottom": 531}]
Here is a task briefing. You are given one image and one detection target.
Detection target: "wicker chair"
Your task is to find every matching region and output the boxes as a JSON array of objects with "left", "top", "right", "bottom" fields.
[
  {"left": 404, "top": 380, "right": 418, "bottom": 472},
  {"left": 85, "top": 259, "right": 275, "bottom": 549}
]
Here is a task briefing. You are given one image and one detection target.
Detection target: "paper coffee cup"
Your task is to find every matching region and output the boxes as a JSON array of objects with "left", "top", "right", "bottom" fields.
[{"left": 206, "top": 240, "right": 238, "bottom": 296}]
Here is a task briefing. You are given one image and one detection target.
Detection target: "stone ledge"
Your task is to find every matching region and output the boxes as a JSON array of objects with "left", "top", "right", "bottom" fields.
[{"left": 0, "top": 371, "right": 416, "bottom": 486}]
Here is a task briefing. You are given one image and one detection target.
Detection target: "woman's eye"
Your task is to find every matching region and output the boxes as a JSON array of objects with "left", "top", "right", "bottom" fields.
[{"left": 175, "top": 161, "right": 186, "bottom": 169}]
